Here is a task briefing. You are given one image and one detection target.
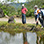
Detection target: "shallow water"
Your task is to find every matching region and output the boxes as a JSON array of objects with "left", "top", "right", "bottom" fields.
[{"left": 0, "top": 31, "right": 44, "bottom": 44}]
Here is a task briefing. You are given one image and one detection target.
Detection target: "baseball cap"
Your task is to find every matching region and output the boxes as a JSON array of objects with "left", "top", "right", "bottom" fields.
[
  {"left": 34, "top": 5, "right": 38, "bottom": 7},
  {"left": 22, "top": 4, "right": 24, "bottom": 6}
]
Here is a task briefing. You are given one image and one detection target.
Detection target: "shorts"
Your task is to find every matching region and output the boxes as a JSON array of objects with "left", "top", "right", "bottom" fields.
[{"left": 35, "top": 15, "right": 39, "bottom": 21}]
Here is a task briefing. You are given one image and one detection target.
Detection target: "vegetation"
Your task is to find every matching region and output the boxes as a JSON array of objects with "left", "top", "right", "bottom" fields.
[
  {"left": 0, "top": 0, "right": 44, "bottom": 17},
  {"left": 0, "top": 21, "right": 44, "bottom": 36},
  {"left": 25, "top": 0, "right": 44, "bottom": 17},
  {"left": 0, "top": 3, "right": 16, "bottom": 17}
]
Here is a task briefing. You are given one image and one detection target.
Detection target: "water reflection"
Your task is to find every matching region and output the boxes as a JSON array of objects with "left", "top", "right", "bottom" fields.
[
  {"left": 0, "top": 31, "right": 44, "bottom": 44},
  {"left": 38, "top": 35, "right": 44, "bottom": 44},
  {"left": 27, "top": 32, "right": 37, "bottom": 44},
  {"left": 0, "top": 31, "right": 23, "bottom": 44}
]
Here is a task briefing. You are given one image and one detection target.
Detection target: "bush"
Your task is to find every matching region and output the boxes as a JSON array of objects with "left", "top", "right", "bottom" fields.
[
  {"left": 26, "top": 8, "right": 34, "bottom": 17},
  {"left": 42, "top": 5, "right": 44, "bottom": 9},
  {"left": 0, "top": 0, "right": 44, "bottom": 17},
  {"left": 0, "top": 4, "right": 16, "bottom": 17}
]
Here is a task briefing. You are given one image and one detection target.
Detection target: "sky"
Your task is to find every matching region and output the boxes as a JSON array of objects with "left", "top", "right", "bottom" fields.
[
  {"left": 19, "top": 0, "right": 26, "bottom": 2},
  {"left": 0, "top": 0, "right": 26, "bottom": 3}
]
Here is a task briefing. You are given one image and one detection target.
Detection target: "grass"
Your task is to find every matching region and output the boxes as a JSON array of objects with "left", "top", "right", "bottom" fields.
[{"left": 0, "top": 21, "right": 44, "bottom": 36}]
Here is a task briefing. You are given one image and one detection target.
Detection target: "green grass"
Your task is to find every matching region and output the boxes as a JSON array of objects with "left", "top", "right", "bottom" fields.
[
  {"left": 0, "top": 21, "right": 44, "bottom": 36},
  {"left": 0, "top": 21, "right": 7, "bottom": 25}
]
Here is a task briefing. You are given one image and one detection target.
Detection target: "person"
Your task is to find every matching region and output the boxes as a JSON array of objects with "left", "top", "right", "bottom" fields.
[
  {"left": 21, "top": 4, "right": 28, "bottom": 24},
  {"left": 39, "top": 7, "right": 44, "bottom": 28},
  {"left": 8, "top": 16, "right": 16, "bottom": 23},
  {"left": 34, "top": 5, "right": 40, "bottom": 25},
  {"left": 42, "top": 9, "right": 44, "bottom": 27}
]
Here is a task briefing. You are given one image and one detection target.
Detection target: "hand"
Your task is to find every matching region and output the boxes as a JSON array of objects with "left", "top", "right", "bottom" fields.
[{"left": 35, "top": 13, "right": 38, "bottom": 15}]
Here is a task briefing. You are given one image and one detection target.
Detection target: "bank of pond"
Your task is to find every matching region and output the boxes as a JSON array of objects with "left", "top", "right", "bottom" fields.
[
  {"left": 0, "top": 22, "right": 44, "bottom": 44},
  {"left": 0, "top": 21, "right": 44, "bottom": 36}
]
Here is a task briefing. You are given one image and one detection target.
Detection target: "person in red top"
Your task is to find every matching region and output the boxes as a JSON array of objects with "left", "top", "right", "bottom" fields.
[{"left": 21, "top": 4, "right": 28, "bottom": 24}]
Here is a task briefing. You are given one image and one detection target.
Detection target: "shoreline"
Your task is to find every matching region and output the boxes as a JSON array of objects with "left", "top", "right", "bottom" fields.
[{"left": 0, "top": 22, "right": 44, "bottom": 36}]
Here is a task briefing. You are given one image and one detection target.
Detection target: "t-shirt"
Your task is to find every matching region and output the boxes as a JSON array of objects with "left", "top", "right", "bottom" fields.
[{"left": 21, "top": 7, "right": 27, "bottom": 14}]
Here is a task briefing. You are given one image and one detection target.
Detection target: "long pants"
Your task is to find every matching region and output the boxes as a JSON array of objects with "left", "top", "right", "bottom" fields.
[
  {"left": 43, "top": 16, "right": 44, "bottom": 27},
  {"left": 39, "top": 17, "right": 43, "bottom": 26},
  {"left": 22, "top": 14, "right": 26, "bottom": 24}
]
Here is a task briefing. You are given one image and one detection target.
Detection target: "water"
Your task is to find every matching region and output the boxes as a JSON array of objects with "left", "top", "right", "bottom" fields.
[
  {"left": 0, "top": 32, "right": 23, "bottom": 44},
  {"left": 0, "top": 31, "right": 44, "bottom": 44},
  {"left": 27, "top": 32, "right": 37, "bottom": 44}
]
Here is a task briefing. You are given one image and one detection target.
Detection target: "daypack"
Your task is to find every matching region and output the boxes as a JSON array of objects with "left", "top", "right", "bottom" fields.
[{"left": 37, "top": 9, "right": 40, "bottom": 14}]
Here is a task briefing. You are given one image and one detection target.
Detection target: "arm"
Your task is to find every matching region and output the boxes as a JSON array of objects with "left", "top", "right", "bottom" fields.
[
  {"left": 34, "top": 12, "right": 38, "bottom": 15},
  {"left": 34, "top": 10, "right": 38, "bottom": 15},
  {"left": 25, "top": 8, "right": 28, "bottom": 12}
]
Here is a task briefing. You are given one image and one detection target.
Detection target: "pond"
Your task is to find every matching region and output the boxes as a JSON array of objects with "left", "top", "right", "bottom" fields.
[{"left": 0, "top": 31, "right": 44, "bottom": 44}]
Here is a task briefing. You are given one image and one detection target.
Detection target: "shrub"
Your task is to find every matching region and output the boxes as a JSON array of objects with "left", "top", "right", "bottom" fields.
[
  {"left": 42, "top": 5, "right": 44, "bottom": 9},
  {"left": 0, "top": 0, "right": 44, "bottom": 17}
]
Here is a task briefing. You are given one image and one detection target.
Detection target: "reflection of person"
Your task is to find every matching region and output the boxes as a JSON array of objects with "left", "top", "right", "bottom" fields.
[
  {"left": 21, "top": 4, "right": 28, "bottom": 24},
  {"left": 34, "top": 5, "right": 40, "bottom": 25}
]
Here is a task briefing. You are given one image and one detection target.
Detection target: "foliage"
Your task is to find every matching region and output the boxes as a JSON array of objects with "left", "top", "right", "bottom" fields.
[
  {"left": 42, "top": 5, "right": 44, "bottom": 8},
  {"left": 27, "top": 0, "right": 44, "bottom": 8},
  {"left": 0, "top": 0, "right": 44, "bottom": 17},
  {"left": 24, "top": 0, "right": 44, "bottom": 17},
  {"left": 26, "top": 9, "right": 34, "bottom": 17},
  {"left": 0, "top": 4, "right": 16, "bottom": 16}
]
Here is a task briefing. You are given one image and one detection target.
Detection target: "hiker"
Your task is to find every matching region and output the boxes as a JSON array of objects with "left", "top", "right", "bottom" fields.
[
  {"left": 42, "top": 9, "right": 44, "bottom": 27},
  {"left": 8, "top": 16, "right": 16, "bottom": 23},
  {"left": 40, "top": 8, "right": 44, "bottom": 27},
  {"left": 39, "top": 7, "right": 44, "bottom": 28},
  {"left": 21, "top": 4, "right": 28, "bottom": 24},
  {"left": 34, "top": 5, "right": 40, "bottom": 25}
]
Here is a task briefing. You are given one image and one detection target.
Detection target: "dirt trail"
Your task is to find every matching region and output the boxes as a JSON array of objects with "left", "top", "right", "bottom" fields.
[{"left": 0, "top": 18, "right": 36, "bottom": 24}]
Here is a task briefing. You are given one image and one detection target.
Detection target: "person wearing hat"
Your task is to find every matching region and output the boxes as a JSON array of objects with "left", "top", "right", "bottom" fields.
[
  {"left": 34, "top": 5, "right": 40, "bottom": 25},
  {"left": 21, "top": 4, "right": 28, "bottom": 24}
]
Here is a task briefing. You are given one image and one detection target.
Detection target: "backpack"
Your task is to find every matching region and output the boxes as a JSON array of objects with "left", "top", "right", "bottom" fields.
[{"left": 37, "top": 9, "right": 40, "bottom": 14}]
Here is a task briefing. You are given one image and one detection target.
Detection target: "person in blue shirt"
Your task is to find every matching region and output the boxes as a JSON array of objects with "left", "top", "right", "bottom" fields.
[{"left": 34, "top": 5, "right": 40, "bottom": 25}]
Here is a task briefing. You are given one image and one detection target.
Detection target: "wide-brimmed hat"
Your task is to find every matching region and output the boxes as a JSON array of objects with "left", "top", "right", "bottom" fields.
[
  {"left": 22, "top": 4, "right": 24, "bottom": 6},
  {"left": 34, "top": 5, "right": 38, "bottom": 7}
]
